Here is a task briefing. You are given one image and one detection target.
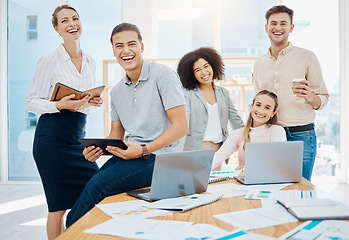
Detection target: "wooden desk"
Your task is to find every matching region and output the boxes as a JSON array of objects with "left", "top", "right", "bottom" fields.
[{"left": 57, "top": 178, "right": 314, "bottom": 240}]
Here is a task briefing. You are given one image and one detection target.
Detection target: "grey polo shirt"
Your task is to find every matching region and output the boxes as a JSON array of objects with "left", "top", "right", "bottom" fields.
[{"left": 110, "top": 61, "right": 185, "bottom": 153}]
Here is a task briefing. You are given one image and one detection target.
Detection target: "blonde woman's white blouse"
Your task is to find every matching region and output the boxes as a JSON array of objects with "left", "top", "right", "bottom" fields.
[{"left": 25, "top": 44, "right": 96, "bottom": 115}]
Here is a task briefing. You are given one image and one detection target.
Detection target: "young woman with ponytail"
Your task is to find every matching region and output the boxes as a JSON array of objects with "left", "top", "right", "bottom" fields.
[{"left": 211, "top": 90, "right": 286, "bottom": 170}]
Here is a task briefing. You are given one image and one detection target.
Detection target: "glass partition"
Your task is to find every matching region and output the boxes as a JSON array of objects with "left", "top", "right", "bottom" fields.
[
  {"left": 284, "top": 0, "right": 340, "bottom": 180},
  {"left": 6, "top": 0, "right": 341, "bottom": 181}
]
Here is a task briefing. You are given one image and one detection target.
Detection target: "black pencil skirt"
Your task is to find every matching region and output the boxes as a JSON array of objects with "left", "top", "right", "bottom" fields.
[{"left": 33, "top": 110, "right": 99, "bottom": 212}]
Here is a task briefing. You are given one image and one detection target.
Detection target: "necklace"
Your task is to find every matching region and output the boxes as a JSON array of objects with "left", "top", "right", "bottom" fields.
[{"left": 69, "top": 51, "right": 82, "bottom": 61}]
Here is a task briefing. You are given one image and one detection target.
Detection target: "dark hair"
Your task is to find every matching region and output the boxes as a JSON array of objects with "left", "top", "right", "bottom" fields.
[
  {"left": 52, "top": 5, "right": 79, "bottom": 26},
  {"left": 110, "top": 22, "right": 142, "bottom": 45},
  {"left": 177, "top": 47, "right": 224, "bottom": 90},
  {"left": 265, "top": 5, "right": 294, "bottom": 24}
]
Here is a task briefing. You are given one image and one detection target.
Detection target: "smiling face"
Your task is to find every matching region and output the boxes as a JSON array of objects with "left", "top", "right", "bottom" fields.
[
  {"left": 193, "top": 58, "right": 214, "bottom": 87},
  {"left": 251, "top": 94, "right": 277, "bottom": 128},
  {"left": 112, "top": 30, "right": 144, "bottom": 75},
  {"left": 265, "top": 12, "right": 294, "bottom": 48},
  {"left": 54, "top": 8, "right": 81, "bottom": 41}
]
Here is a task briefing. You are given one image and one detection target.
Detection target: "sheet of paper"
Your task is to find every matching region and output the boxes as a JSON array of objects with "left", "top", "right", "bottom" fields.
[
  {"left": 214, "top": 204, "right": 297, "bottom": 230},
  {"left": 207, "top": 183, "right": 249, "bottom": 198},
  {"left": 96, "top": 200, "right": 170, "bottom": 219},
  {"left": 279, "top": 220, "right": 349, "bottom": 240},
  {"left": 207, "top": 183, "right": 293, "bottom": 198},
  {"left": 244, "top": 190, "right": 316, "bottom": 200},
  {"left": 85, "top": 218, "right": 193, "bottom": 239},
  {"left": 147, "top": 193, "right": 222, "bottom": 211},
  {"left": 240, "top": 183, "right": 293, "bottom": 191},
  {"left": 210, "top": 170, "right": 242, "bottom": 178},
  {"left": 172, "top": 223, "right": 228, "bottom": 240},
  {"left": 211, "top": 229, "right": 277, "bottom": 239},
  {"left": 260, "top": 199, "right": 278, "bottom": 208}
]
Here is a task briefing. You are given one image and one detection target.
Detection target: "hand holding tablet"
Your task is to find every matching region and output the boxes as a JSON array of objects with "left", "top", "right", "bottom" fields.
[{"left": 78, "top": 138, "right": 128, "bottom": 155}]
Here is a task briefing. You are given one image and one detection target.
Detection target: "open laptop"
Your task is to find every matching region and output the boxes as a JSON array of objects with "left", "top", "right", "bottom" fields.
[
  {"left": 127, "top": 149, "right": 215, "bottom": 201},
  {"left": 235, "top": 141, "right": 303, "bottom": 185}
]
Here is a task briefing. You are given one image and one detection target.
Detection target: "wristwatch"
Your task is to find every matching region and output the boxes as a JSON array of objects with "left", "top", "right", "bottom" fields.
[{"left": 141, "top": 144, "right": 150, "bottom": 159}]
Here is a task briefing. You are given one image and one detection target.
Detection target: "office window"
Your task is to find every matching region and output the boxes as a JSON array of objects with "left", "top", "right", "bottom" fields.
[
  {"left": 26, "top": 15, "right": 37, "bottom": 41},
  {"left": 4, "top": 0, "right": 341, "bottom": 182},
  {"left": 154, "top": 0, "right": 341, "bottom": 181},
  {"left": 283, "top": 0, "right": 340, "bottom": 181},
  {"left": 220, "top": 0, "right": 274, "bottom": 59},
  {"left": 157, "top": 0, "right": 215, "bottom": 58}
]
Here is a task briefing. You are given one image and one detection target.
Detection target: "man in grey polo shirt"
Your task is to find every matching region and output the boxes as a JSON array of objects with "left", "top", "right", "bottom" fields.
[{"left": 66, "top": 22, "right": 188, "bottom": 227}]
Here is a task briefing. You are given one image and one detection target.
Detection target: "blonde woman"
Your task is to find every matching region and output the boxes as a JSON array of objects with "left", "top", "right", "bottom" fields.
[
  {"left": 25, "top": 5, "right": 102, "bottom": 239},
  {"left": 211, "top": 90, "right": 286, "bottom": 170}
]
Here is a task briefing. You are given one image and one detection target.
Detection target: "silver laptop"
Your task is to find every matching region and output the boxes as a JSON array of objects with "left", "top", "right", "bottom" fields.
[
  {"left": 235, "top": 141, "right": 303, "bottom": 185},
  {"left": 127, "top": 149, "right": 214, "bottom": 201}
]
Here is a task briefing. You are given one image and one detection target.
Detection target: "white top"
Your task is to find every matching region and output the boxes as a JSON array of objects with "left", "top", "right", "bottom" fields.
[
  {"left": 25, "top": 44, "right": 96, "bottom": 115},
  {"left": 211, "top": 124, "right": 286, "bottom": 169},
  {"left": 203, "top": 102, "right": 223, "bottom": 143}
]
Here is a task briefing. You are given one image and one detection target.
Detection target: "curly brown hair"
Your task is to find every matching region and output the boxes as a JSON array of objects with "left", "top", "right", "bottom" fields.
[{"left": 177, "top": 47, "right": 224, "bottom": 90}]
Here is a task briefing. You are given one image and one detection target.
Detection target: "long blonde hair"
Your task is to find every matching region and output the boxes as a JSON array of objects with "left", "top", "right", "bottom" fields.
[{"left": 243, "top": 90, "right": 279, "bottom": 150}]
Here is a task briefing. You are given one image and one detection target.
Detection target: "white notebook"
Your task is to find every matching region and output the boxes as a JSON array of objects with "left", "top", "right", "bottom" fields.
[
  {"left": 209, "top": 176, "right": 229, "bottom": 183},
  {"left": 147, "top": 193, "right": 222, "bottom": 212},
  {"left": 277, "top": 198, "right": 349, "bottom": 221}
]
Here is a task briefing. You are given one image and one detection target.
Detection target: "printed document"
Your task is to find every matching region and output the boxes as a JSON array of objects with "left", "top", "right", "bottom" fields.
[
  {"left": 214, "top": 204, "right": 297, "bottom": 230},
  {"left": 96, "top": 200, "right": 170, "bottom": 220},
  {"left": 279, "top": 220, "right": 349, "bottom": 240},
  {"left": 85, "top": 218, "right": 193, "bottom": 239}
]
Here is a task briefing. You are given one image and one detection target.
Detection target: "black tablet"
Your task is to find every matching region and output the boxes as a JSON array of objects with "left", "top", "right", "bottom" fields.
[{"left": 78, "top": 138, "right": 128, "bottom": 155}]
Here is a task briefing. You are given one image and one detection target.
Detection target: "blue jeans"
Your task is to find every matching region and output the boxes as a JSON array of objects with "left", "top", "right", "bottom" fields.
[
  {"left": 285, "top": 129, "right": 317, "bottom": 181},
  {"left": 65, "top": 154, "right": 156, "bottom": 228}
]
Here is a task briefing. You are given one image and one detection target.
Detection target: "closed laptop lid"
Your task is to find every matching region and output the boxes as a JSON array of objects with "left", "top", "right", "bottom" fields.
[
  {"left": 149, "top": 149, "right": 215, "bottom": 200},
  {"left": 244, "top": 141, "right": 303, "bottom": 185}
]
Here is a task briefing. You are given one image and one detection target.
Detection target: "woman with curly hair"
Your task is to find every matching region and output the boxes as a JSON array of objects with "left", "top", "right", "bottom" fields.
[{"left": 177, "top": 47, "right": 244, "bottom": 169}]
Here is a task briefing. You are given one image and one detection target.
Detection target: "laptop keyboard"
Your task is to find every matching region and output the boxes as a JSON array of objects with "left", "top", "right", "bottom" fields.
[{"left": 138, "top": 192, "right": 150, "bottom": 198}]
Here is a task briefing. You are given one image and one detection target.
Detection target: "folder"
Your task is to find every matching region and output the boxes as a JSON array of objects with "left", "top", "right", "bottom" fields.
[{"left": 50, "top": 82, "right": 105, "bottom": 101}]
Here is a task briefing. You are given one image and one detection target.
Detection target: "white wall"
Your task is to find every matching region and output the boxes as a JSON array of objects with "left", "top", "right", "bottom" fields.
[
  {"left": 339, "top": 0, "right": 349, "bottom": 184},
  {"left": 0, "top": 0, "right": 8, "bottom": 183},
  {"left": 122, "top": 0, "right": 157, "bottom": 58}
]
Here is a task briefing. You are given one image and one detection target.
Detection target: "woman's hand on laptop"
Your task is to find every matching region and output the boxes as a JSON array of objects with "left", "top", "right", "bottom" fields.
[
  {"left": 106, "top": 142, "right": 143, "bottom": 160},
  {"left": 83, "top": 145, "right": 103, "bottom": 162}
]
